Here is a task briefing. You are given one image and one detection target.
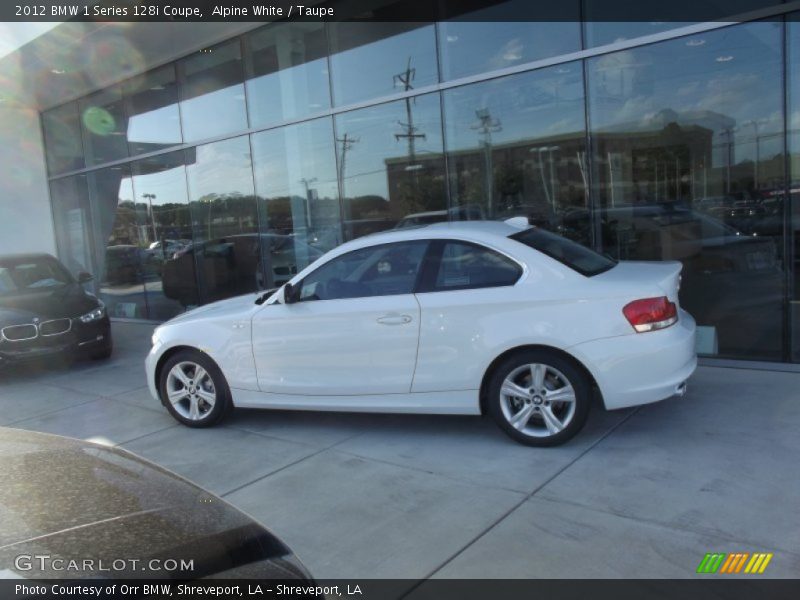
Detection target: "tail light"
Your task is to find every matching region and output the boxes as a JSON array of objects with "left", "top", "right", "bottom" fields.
[{"left": 623, "top": 296, "right": 678, "bottom": 333}]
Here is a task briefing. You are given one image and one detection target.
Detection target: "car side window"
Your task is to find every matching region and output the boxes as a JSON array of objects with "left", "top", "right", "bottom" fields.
[
  {"left": 298, "top": 241, "right": 428, "bottom": 301},
  {"left": 432, "top": 241, "right": 521, "bottom": 291}
]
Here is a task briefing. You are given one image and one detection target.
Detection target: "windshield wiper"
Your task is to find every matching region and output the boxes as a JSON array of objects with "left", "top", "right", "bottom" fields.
[{"left": 254, "top": 287, "right": 279, "bottom": 305}]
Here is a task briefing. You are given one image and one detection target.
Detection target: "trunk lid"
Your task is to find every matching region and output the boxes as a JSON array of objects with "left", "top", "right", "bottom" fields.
[{"left": 594, "top": 260, "right": 683, "bottom": 303}]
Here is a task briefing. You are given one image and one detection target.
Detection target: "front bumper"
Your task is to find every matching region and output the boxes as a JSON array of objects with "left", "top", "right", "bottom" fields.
[
  {"left": 569, "top": 309, "right": 697, "bottom": 410},
  {"left": 0, "top": 317, "right": 111, "bottom": 365},
  {"left": 145, "top": 342, "right": 162, "bottom": 403}
]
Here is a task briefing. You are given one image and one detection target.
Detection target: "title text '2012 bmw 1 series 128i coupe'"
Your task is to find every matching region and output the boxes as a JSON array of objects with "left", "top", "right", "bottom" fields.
[{"left": 146, "top": 220, "right": 697, "bottom": 446}]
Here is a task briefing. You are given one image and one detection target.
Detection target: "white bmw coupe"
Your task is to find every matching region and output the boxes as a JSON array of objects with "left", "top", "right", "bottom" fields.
[{"left": 146, "top": 220, "right": 696, "bottom": 446}]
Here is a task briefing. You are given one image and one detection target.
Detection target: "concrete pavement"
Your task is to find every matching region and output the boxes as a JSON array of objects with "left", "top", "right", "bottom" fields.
[{"left": 1, "top": 321, "right": 798, "bottom": 579}]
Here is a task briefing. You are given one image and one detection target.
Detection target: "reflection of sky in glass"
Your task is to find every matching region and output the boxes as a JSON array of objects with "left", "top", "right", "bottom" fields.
[
  {"left": 584, "top": 22, "right": 691, "bottom": 48},
  {"left": 335, "top": 93, "right": 443, "bottom": 199},
  {"left": 127, "top": 105, "right": 181, "bottom": 147},
  {"left": 132, "top": 162, "right": 187, "bottom": 207},
  {"left": 246, "top": 22, "right": 330, "bottom": 127},
  {"left": 588, "top": 22, "right": 784, "bottom": 162},
  {"left": 439, "top": 21, "right": 580, "bottom": 81},
  {"left": 186, "top": 136, "right": 254, "bottom": 201},
  {"left": 125, "top": 66, "right": 182, "bottom": 151},
  {"left": 180, "top": 41, "right": 247, "bottom": 142},
  {"left": 583, "top": 2, "right": 777, "bottom": 47},
  {"left": 181, "top": 85, "right": 247, "bottom": 143},
  {"left": 330, "top": 24, "right": 438, "bottom": 106},
  {"left": 251, "top": 117, "right": 338, "bottom": 200},
  {"left": 445, "top": 63, "right": 585, "bottom": 152}
]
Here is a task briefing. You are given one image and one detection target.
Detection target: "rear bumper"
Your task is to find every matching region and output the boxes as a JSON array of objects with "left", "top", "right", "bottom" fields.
[{"left": 569, "top": 309, "right": 697, "bottom": 410}]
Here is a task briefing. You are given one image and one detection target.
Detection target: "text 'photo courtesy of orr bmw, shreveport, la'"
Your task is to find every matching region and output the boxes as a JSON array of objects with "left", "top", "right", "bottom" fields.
[{"left": 146, "top": 218, "right": 697, "bottom": 447}]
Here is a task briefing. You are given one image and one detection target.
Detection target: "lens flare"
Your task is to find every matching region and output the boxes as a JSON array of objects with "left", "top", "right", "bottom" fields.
[
  {"left": 83, "top": 35, "right": 145, "bottom": 88},
  {"left": 83, "top": 105, "right": 116, "bottom": 135}
]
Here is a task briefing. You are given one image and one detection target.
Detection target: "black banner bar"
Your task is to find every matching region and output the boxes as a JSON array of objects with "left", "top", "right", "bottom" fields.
[
  {"left": 1, "top": 0, "right": 797, "bottom": 23},
  {"left": 4, "top": 579, "right": 800, "bottom": 600}
]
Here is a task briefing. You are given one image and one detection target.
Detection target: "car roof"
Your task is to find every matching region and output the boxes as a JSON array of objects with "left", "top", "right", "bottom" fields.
[
  {"left": 318, "top": 220, "right": 531, "bottom": 262},
  {"left": 359, "top": 220, "right": 525, "bottom": 246}
]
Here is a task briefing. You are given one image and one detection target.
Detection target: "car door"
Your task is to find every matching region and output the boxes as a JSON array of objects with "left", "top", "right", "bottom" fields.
[
  {"left": 251, "top": 240, "right": 429, "bottom": 396},
  {"left": 412, "top": 239, "right": 524, "bottom": 393}
]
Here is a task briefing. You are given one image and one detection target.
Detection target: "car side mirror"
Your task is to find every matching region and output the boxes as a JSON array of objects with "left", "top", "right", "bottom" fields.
[
  {"left": 283, "top": 282, "right": 299, "bottom": 304},
  {"left": 77, "top": 271, "right": 93, "bottom": 284}
]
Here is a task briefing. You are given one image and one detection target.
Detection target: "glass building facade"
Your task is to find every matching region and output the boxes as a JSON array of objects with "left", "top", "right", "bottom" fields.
[{"left": 42, "top": 1, "right": 800, "bottom": 363}]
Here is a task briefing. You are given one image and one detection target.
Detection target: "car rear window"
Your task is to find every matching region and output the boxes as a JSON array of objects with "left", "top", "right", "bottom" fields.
[{"left": 509, "top": 228, "right": 616, "bottom": 277}]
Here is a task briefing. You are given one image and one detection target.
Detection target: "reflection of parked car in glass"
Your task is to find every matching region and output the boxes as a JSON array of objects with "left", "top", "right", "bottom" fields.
[
  {"left": 104, "top": 245, "right": 146, "bottom": 285},
  {"left": 0, "top": 253, "right": 112, "bottom": 365},
  {"left": 162, "top": 234, "right": 323, "bottom": 307},
  {"left": 106, "top": 244, "right": 163, "bottom": 284},
  {"left": 147, "top": 239, "right": 189, "bottom": 260},
  {"left": 0, "top": 427, "right": 314, "bottom": 581}
]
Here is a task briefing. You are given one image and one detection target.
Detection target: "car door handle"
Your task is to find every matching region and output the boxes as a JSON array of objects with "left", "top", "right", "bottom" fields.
[{"left": 377, "top": 314, "right": 413, "bottom": 325}]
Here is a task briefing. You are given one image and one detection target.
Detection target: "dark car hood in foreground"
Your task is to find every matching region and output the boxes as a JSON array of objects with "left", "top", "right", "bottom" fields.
[
  {"left": 0, "top": 284, "right": 99, "bottom": 324},
  {"left": 0, "top": 428, "right": 308, "bottom": 579}
]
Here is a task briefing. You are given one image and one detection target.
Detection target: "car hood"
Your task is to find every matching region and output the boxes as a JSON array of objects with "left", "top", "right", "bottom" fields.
[
  {"left": 0, "top": 284, "right": 99, "bottom": 324},
  {"left": 0, "top": 428, "right": 305, "bottom": 579},
  {"left": 163, "top": 292, "right": 262, "bottom": 326}
]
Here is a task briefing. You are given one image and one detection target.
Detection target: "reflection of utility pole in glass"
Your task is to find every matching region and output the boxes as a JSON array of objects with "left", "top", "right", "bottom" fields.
[
  {"left": 298, "top": 177, "right": 317, "bottom": 228},
  {"left": 336, "top": 133, "right": 359, "bottom": 192},
  {"left": 141, "top": 193, "right": 157, "bottom": 244},
  {"left": 393, "top": 57, "right": 425, "bottom": 169},
  {"left": 471, "top": 108, "right": 502, "bottom": 216}
]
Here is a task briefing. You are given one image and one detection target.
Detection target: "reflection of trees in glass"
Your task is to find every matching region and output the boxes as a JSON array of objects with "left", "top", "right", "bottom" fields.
[
  {"left": 109, "top": 200, "right": 140, "bottom": 245},
  {"left": 190, "top": 193, "right": 259, "bottom": 240}
]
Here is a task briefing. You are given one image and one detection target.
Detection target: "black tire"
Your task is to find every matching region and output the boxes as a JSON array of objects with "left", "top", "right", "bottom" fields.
[
  {"left": 486, "top": 349, "right": 591, "bottom": 447},
  {"left": 158, "top": 349, "right": 232, "bottom": 428}
]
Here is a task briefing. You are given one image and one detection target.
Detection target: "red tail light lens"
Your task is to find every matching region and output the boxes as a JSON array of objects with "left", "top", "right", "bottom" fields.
[{"left": 623, "top": 297, "right": 678, "bottom": 333}]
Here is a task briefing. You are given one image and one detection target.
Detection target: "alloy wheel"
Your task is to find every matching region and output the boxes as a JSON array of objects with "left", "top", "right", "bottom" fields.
[
  {"left": 166, "top": 361, "right": 217, "bottom": 421},
  {"left": 499, "top": 363, "right": 577, "bottom": 438}
]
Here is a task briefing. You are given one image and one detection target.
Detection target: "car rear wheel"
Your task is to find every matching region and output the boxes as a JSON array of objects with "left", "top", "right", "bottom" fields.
[
  {"left": 487, "top": 350, "right": 590, "bottom": 447},
  {"left": 159, "top": 350, "right": 231, "bottom": 428}
]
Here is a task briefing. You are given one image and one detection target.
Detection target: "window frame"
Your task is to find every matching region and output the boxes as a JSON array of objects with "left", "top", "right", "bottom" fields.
[
  {"left": 295, "top": 240, "right": 431, "bottom": 303},
  {"left": 415, "top": 239, "right": 524, "bottom": 294}
]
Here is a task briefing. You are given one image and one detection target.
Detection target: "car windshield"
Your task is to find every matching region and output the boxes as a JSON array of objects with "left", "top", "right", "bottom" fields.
[
  {"left": 509, "top": 228, "right": 617, "bottom": 277},
  {"left": 0, "top": 257, "right": 73, "bottom": 296}
]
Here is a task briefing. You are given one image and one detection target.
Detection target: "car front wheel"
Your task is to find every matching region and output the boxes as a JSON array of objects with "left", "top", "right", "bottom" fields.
[
  {"left": 487, "top": 350, "right": 591, "bottom": 447},
  {"left": 159, "top": 350, "right": 231, "bottom": 427}
]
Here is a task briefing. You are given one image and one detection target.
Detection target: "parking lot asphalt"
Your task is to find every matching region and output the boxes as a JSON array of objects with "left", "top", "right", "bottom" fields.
[{"left": 1, "top": 321, "right": 798, "bottom": 579}]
